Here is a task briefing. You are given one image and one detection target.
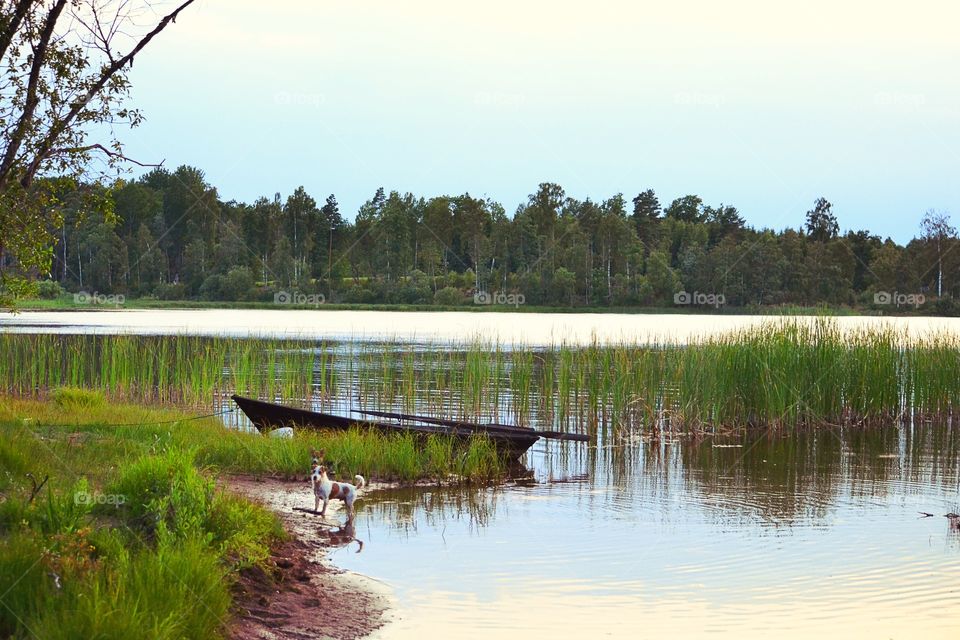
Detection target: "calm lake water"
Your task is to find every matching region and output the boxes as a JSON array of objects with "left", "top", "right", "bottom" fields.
[
  {"left": 5, "top": 309, "right": 960, "bottom": 345},
  {"left": 4, "top": 310, "right": 959, "bottom": 638},
  {"left": 333, "top": 428, "right": 960, "bottom": 639}
]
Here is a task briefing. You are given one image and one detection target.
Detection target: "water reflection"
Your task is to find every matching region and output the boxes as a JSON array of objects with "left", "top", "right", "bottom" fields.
[
  {"left": 317, "top": 519, "right": 364, "bottom": 553},
  {"left": 332, "top": 425, "right": 960, "bottom": 639},
  {"left": 363, "top": 487, "right": 497, "bottom": 538}
]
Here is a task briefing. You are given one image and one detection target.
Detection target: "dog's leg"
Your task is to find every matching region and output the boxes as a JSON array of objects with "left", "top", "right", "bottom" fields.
[{"left": 320, "top": 495, "right": 329, "bottom": 516}]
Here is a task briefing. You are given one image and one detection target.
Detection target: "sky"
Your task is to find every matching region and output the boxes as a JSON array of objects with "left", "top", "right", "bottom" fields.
[{"left": 118, "top": 0, "right": 960, "bottom": 243}]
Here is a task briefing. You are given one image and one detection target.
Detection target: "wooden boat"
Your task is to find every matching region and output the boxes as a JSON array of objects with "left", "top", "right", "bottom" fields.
[{"left": 230, "top": 394, "right": 587, "bottom": 461}]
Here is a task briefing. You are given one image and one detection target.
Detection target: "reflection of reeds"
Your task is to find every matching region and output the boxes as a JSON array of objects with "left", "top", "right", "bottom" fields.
[
  {"left": 361, "top": 484, "right": 498, "bottom": 536},
  {"left": 2, "top": 320, "right": 958, "bottom": 432}
]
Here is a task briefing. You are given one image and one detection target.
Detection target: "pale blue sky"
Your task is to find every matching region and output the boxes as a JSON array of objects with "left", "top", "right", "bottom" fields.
[{"left": 120, "top": 0, "right": 959, "bottom": 242}]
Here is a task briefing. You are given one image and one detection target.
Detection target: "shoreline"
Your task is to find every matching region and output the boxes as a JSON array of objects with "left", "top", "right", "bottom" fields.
[{"left": 227, "top": 475, "right": 394, "bottom": 640}]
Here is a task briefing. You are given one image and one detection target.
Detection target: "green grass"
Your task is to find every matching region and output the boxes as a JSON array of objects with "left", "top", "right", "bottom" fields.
[
  {"left": 0, "top": 428, "right": 281, "bottom": 639},
  {"left": 2, "top": 319, "right": 959, "bottom": 435},
  {"left": 0, "top": 394, "right": 505, "bottom": 640},
  {"left": 0, "top": 395, "right": 507, "bottom": 483},
  {"left": 50, "top": 385, "right": 106, "bottom": 410}
]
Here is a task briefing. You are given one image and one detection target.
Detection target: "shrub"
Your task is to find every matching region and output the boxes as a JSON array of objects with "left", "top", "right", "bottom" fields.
[
  {"left": 222, "top": 266, "right": 254, "bottom": 301},
  {"left": 108, "top": 449, "right": 212, "bottom": 540},
  {"left": 154, "top": 282, "right": 187, "bottom": 300},
  {"left": 434, "top": 286, "right": 465, "bottom": 306},
  {"left": 107, "top": 448, "right": 281, "bottom": 566},
  {"left": 199, "top": 273, "right": 226, "bottom": 301},
  {"left": 51, "top": 386, "right": 105, "bottom": 410},
  {"left": 36, "top": 279, "right": 65, "bottom": 299},
  {"left": 934, "top": 297, "right": 959, "bottom": 317},
  {"left": 342, "top": 285, "right": 378, "bottom": 304}
]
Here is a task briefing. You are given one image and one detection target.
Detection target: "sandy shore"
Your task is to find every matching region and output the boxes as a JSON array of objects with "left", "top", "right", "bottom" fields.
[{"left": 226, "top": 475, "right": 392, "bottom": 640}]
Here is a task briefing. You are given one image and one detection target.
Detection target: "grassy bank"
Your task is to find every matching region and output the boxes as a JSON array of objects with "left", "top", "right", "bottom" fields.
[
  {"left": 2, "top": 320, "right": 959, "bottom": 431},
  {"left": 0, "top": 391, "right": 504, "bottom": 639},
  {"left": 0, "top": 395, "right": 284, "bottom": 638},
  {"left": 0, "top": 391, "right": 506, "bottom": 482}
]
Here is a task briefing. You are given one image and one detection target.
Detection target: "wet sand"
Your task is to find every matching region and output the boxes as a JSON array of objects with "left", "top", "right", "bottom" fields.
[{"left": 227, "top": 476, "right": 392, "bottom": 640}]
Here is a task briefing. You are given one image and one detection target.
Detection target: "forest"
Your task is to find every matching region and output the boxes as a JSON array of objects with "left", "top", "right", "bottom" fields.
[{"left": 33, "top": 166, "right": 959, "bottom": 313}]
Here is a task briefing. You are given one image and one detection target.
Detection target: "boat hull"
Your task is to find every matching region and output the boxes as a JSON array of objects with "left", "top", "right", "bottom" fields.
[{"left": 230, "top": 395, "right": 540, "bottom": 460}]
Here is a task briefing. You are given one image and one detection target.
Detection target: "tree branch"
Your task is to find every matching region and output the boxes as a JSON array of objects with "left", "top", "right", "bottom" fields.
[
  {"left": 19, "top": 0, "right": 195, "bottom": 188},
  {"left": 0, "top": 0, "right": 69, "bottom": 190},
  {"left": 0, "top": 0, "right": 37, "bottom": 63},
  {"left": 48, "top": 142, "right": 163, "bottom": 168}
]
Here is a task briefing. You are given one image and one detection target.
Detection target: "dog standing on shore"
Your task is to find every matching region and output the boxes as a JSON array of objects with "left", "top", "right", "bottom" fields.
[{"left": 310, "top": 450, "right": 365, "bottom": 519}]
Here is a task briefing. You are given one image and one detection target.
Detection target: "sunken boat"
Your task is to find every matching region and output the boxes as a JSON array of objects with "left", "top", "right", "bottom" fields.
[{"left": 231, "top": 394, "right": 587, "bottom": 461}]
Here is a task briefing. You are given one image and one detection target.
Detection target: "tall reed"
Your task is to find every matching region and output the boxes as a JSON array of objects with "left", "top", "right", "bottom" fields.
[{"left": 2, "top": 320, "right": 958, "bottom": 433}]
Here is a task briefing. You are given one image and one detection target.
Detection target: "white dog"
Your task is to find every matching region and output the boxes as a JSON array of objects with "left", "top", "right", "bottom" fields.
[{"left": 310, "top": 449, "right": 365, "bottom": 519}]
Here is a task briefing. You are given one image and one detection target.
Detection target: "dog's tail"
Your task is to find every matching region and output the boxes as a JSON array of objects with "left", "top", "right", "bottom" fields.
[{"left": 354, "top": 474, "right": 365, "bottom": 490}]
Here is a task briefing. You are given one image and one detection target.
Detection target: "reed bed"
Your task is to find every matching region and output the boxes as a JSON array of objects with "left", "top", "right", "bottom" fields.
[{"left": 2, "top": 320, "right": 958, "bottom": 434}]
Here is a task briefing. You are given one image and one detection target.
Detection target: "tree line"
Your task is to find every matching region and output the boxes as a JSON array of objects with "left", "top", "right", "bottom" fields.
[{"left": 35, "top": 165, "right": 959, "bottom": 312}]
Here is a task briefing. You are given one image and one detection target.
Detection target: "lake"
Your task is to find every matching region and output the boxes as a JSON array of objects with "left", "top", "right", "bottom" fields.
[
  {"left": 332, "top": 428, "right": 959, "bottom": 639},
  {"left": 5, "top": 308, "right": 960, "bottom": 345},
  {"left": 3, "top": 309, "right": 959, "bottom": 638}
]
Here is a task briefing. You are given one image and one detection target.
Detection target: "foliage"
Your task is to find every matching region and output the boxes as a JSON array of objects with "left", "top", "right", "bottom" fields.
[
  {"left": 0, "top": 422, "right": 278, "bottom": 640},
  {"left": 0, "top": 1, "right": 195, "bottom": 308},
  {"left": 15, "top": 172, "right": 957, "bottom": 310}
]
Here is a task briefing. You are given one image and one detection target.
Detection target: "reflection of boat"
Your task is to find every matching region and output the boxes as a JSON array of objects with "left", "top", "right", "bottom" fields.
[{"left": 231, "top": 395, "right": 588, "bottom": 461}]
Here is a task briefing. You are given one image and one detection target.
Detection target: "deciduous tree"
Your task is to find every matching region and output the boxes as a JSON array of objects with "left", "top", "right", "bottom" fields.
[{"left": 0, "top": 0, "right": 195, "bottom": 306}]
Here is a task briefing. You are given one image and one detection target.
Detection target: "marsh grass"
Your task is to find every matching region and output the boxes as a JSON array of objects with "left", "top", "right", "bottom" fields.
[{"left": 2, "top": 320, "right": 958, "bottom": 434}]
